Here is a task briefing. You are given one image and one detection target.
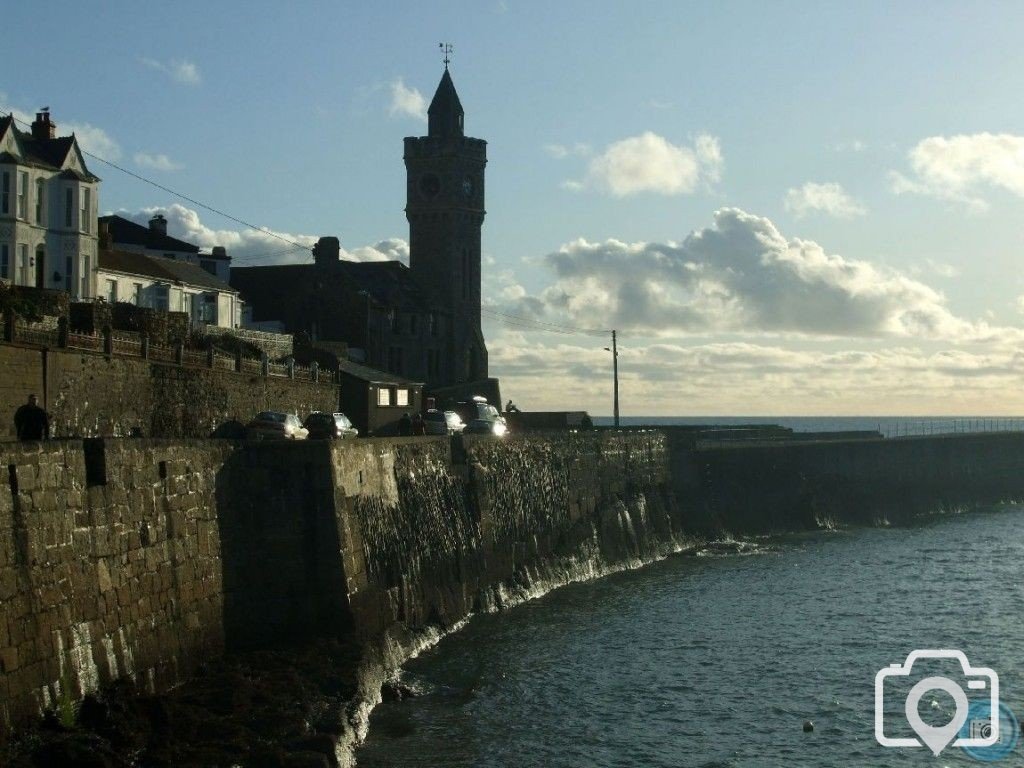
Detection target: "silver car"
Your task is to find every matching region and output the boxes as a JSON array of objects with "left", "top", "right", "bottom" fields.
[
  {"left": 423, "top": 409, "right": 466, "bottom": 435},
  {"left": 246, "top": 411, "right": 309, "bottom": 440}
]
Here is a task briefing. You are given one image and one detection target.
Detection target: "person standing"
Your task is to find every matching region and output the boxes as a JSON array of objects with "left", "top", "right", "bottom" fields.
[
  {"left": 14, "top": 394, "right": 49, "bottom": 441},
  {"left": 398, "top": 412, "right": 412, "bottom": 436},
  {"left": 412, "top": 412, "right": 426, "bottom": 436}
]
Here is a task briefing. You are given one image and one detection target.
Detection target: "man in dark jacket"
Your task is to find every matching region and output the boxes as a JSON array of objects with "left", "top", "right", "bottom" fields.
[{"left": 14, "top": 394, "right": 49, "bottom": 441}]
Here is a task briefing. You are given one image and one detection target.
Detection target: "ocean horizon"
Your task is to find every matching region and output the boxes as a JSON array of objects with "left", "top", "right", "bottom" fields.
[{"left": 591, "top": 415, "right": 1024, "bottom": 439}]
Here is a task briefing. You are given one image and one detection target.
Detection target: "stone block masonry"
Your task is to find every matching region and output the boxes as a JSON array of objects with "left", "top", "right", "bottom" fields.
[
  {"left": 3, "top": 429, "right": 1024, "bottom": 748},
  {"left": 0, "top": 343, "right": 337, "bottom": 441}
]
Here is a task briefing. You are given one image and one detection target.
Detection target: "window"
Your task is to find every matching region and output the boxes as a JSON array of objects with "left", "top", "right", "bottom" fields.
[
  {"left": 81, "top": 188, "right": 91, "bottom": 233},
  {"left": 16, "top": 172, "right": 27, "bottom": 219},
  {"left": 1, "top": 171, "right": 9, "bottom": 213},
  {"left": 0, "top": 245, "right": 8, "bottom": 279},
  {"left": 429, "top": 313, "right": 438, "bottom": 336},
  {"left": 35, "top": 179, "right": 43, "bottom": 224},
  {"left": 65, "top": 188, "right": 73, "bottom": 228},
  {"left": 153, "top": 284, "right": 169, "bottom": 311},
  {"left": 377, "top": 388, "right": 392, "bottom": 407},
  {"left": 105, "top": 279, "right": 117, "bottom": 303},
  {"left": 396, "top": 388, "right": 409, "bottom": 407},
  {"left": 134, "top": 283, "right": 144, "bottom": 306},
  {"left": 389, "top": 309, "right": 399, "bottom": 333},
  {"left": 80, "top": 254, "right": 91, "bottom": 298},
  {"left": 18, "top": 243, "right": 29, "bottom": 285},
  {"left": 65, "top": 256, "right": 73, "bottom": 292},
  {"left": 409, "top": 314, "right": 418, "bottom": 335}
]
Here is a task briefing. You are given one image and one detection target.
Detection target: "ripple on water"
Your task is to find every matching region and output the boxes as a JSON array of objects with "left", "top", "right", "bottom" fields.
[{"left": 357, "top": 506, "right": 1024, "bottom": 768}]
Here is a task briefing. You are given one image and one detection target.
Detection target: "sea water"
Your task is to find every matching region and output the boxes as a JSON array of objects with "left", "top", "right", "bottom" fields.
[{"left": 357, "top": 506, "right": 1024, "bottom": 767}]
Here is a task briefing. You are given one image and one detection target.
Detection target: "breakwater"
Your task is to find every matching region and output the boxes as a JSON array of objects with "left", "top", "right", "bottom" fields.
[{"left": 2, "top": 429, "right": 1024, "bottom": 763}]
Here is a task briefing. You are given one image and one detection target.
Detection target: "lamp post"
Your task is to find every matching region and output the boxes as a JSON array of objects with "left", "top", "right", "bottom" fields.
[{"left": 603, "top": 330, "right": 619, "bottom": 428}]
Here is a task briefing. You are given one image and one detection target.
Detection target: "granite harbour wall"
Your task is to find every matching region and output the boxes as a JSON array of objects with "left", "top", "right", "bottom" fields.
[
  {"left": 2, "top": 429, "right": 1024, "bottom": 756},
  {"left": 0, "top": 344, "right": 337, "bottom": 441}
]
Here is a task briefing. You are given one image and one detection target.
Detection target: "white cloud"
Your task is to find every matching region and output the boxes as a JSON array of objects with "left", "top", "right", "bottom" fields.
[
  {"left": 388, "top": 78, "right": 427, "bottom": 121},
  {"left": 544, "top": 142, "right": 592, "bottom": 159},
  {"left": 891, "top": 133, "right": 1024, "bottom": 211},
  {"left": 133, "top": 152, "right": 182, "bottom": 172},
  {"left": 487, "top": 334, "right": 1024, "bottom": 415},
  {"left": 784, "top": 182, "right": 866, "bottom": 219},
  {"left": 113, "top": 203, "right": 407, "bottom": 266},
  {"left": 567, "top": 132, "right": 722, "bottom": 196},
  {"left": 1, "top": 94, "right": 122, "bottom": 161},
  {"left": 141, "top": 57, "right": 202, "bottom": 85},
  {"left": 491, "top": 207, "right": 1015, "bottom": 343},
  {"left": 834, "top": 139, "right": 867, "bottom": 152},
  {"left": 61, "top": 122, "right": 123, "bottom": 161}
]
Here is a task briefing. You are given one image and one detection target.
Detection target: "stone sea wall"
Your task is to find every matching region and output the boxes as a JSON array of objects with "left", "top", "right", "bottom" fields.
[
  {"left": 4, "top": 429, "right": 1024, "bottom": 756},
  {"left": 0, "top": 440, "right": 230, "bottom": 732},
  {"left": 667, "top": 430, "right": 1024, "bottom": 534},
  {"left": 0, "top": 344, "right": 337, "bottom": 440}
]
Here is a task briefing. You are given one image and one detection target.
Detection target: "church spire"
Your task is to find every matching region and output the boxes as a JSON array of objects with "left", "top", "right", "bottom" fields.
[{"left": 428, "top": 69, "right": 464, "bottom": 138}]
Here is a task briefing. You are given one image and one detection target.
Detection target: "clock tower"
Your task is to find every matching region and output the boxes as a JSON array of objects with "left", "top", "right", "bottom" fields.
[{"left": 405, "top": 67, "right": 488, "bottom": 386}]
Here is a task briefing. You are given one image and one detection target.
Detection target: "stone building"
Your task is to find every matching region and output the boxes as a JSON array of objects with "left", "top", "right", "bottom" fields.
[
  {"left": 0, "top": 110, "right": 100, "bottom": 299},
  {"left": 231, "top": 67, "right": 497, "bottom": 401}
]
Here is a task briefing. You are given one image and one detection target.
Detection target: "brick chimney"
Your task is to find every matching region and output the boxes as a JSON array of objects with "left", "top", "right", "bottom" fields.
[
  {"left": 313, "top": 236, "right": 340, "bottom": 268},
  {"left": 211, "top": 246, "right": 228, "bottom": 260},
  {"left": 31, "top": 110, "right": 56, "bottom": 140},
  {"left": 149, "top": 214, "right": 168, "bottom": 236}
]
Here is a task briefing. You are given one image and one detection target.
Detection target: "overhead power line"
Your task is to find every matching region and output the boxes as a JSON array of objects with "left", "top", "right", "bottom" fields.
[{"left": 7, "top": 112, "right": 313, "bottom": 256}]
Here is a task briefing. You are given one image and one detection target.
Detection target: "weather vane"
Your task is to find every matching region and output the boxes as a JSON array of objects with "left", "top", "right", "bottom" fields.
[{"left": 439, "top": 42, "right": 453, "bottom": 70}]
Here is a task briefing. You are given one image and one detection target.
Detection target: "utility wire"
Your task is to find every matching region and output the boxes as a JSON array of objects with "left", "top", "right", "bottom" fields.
[{"left": 7, "top": 112, "right": 313, "bottom": 256}]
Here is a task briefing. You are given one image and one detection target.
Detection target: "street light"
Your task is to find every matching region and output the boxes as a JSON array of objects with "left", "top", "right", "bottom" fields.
[{"left": 603, "top": 329, "right": 619, "bottom": 428}]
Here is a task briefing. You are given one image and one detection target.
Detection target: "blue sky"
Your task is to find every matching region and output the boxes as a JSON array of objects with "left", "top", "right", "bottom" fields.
[{"left": 7, "top": 1, "right": 1024, "bottom": 415}]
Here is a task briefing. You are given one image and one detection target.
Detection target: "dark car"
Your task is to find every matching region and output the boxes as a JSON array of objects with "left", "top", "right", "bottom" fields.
[
  {"left": 303, "top": 411, "right": 359, "bottom": 440},
  {"left": 456, "top": 397, "right": 507, "bottom": 437}
]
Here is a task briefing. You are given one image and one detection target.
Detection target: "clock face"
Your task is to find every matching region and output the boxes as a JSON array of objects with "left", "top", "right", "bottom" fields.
[
  {"left": 461, "top": 176, "right": 474, "bottom": 198},
  {"left": 419, "top": 174, "right": 440, "bottom": 199}
]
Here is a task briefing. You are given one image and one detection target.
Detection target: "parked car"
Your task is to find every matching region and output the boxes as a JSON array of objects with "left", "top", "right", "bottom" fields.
[
  {"left": 304, "top": 411, "right": 359, "bottom": 440},
  {"left": 462, "top": 418, "right": 508, "bottom": 437},
  {"left": 422, "top": 409, "right": 466, "bottom": 435},
  {"left": 246, "top": 411, "right": 308, "bottom": 440},
  {"left": 455, "top": 397, "right": 507, "bottom": 437}
]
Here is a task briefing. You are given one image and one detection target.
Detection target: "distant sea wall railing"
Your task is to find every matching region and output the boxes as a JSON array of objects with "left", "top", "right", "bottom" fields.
[{"left": 4, "top": 314, "right": 337, "bottom": 384}]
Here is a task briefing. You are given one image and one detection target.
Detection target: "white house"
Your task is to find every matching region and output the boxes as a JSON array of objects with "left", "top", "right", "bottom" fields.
[
  {"left": 97, "top": 244, "right": 242, "bottom": 329},
  {"left": 0, "top": 110, "right": 99, "bottom": 299},
  {"left": 99, "top": 213, "right": 231, "bottom": 283}
]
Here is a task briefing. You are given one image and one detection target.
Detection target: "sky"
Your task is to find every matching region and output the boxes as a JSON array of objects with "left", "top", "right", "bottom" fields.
[{"left": 6, "top": 1, "right": 1024, "bottom": 416}]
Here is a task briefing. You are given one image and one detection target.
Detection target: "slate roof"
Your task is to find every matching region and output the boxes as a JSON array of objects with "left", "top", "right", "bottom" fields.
[
  {"left": 99, "top": 248, "right": 237, "bottom": 293},
  {"left": 0, "top": 114, "right": 100, "bottom": 180},
  {"left": 428, "top": 69, "right": 463, "bottom": 120},
  {"left": 335, "top": 357, "right": 421, "bottom": 386},
  {"left": 427, "top": 69, "right": 464, "bottom": 137},
  {"left": 99, "top": 214, "right": 200, "bottom": 254}
]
